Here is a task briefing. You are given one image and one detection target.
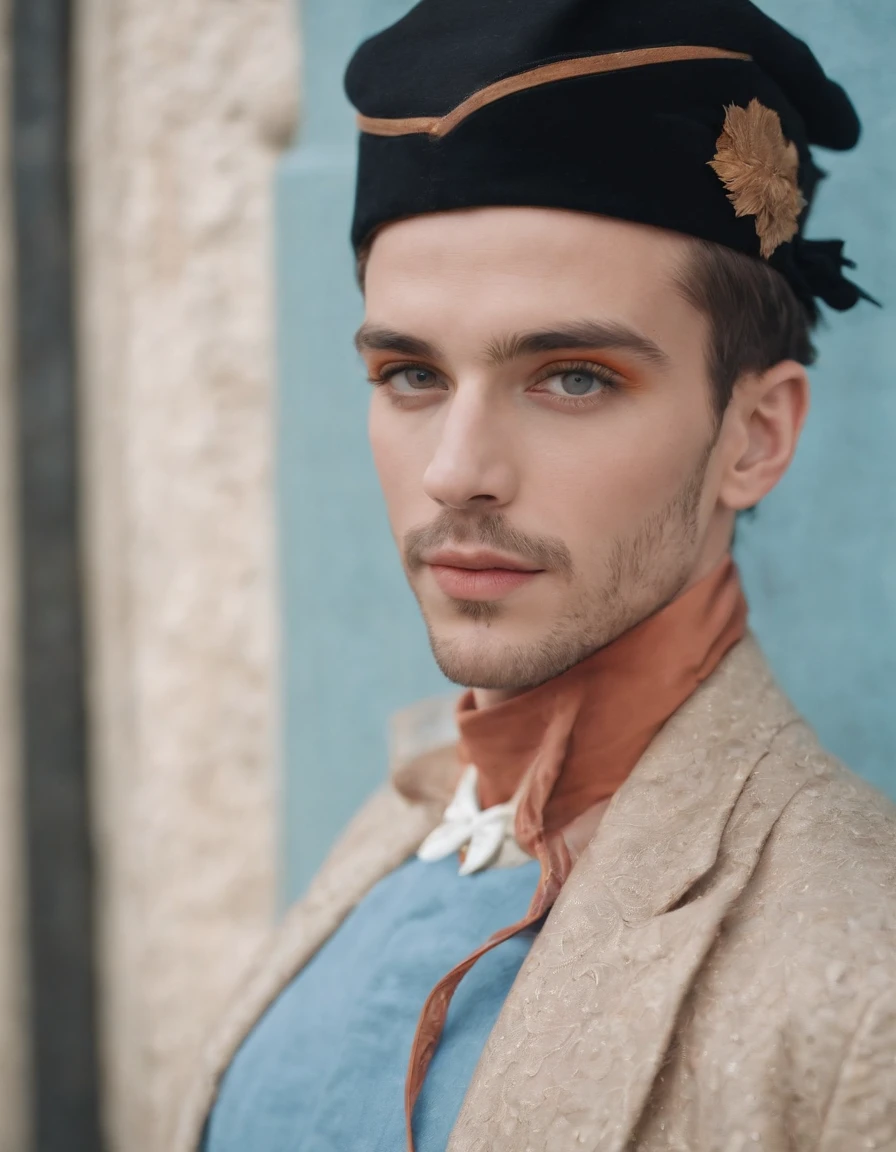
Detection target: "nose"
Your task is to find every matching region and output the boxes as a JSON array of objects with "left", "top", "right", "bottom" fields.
[{"left": 422, "top": 387, "right": 519, "bottom": 510}]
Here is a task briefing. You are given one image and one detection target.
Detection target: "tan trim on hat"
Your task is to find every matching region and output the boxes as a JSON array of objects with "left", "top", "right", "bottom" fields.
[{"left": 357, "top": 45, "right": 753, "bottom": 138}]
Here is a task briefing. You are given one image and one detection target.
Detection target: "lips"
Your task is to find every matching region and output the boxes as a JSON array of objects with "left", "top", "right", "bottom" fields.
[
  {"left": 427, "top": 562, "right": 542, "bottom": 601},
  {"left": 423, "top": 549, "right": 541, "bottom": 573}
]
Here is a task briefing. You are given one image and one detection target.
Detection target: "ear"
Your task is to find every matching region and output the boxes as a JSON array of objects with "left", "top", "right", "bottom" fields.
[{"left": 718, "top": 359, "right": 810, "bottom": 511}]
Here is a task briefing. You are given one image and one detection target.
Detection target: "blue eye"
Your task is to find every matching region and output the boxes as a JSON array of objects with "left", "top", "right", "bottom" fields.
[
  {"left": 545, "top": 369, "right": 606, "bottom": 397},
  {"left": 390, "top": 367, "right": 440, "bottom": 392}
]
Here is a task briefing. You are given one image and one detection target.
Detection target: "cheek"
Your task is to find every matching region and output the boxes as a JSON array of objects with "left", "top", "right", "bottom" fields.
[
  {"left": 368, "top": 402, "right": 426, "bottom": 523},
  {"left": 528, "top": 401, "right": 710, "bottom": 545},
  {"left": 368, "top": 405, "right": 400, "bottom": 494}
]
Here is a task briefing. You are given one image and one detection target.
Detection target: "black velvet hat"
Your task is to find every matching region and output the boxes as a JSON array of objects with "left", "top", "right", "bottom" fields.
[{"left": 344, "top": 0, "right": 873, "bottom": 316}]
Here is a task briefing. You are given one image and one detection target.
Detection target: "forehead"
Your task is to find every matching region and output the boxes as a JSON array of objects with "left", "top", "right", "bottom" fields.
[{"left": 362, "top": 206, "right": 702, "bottom": 350}]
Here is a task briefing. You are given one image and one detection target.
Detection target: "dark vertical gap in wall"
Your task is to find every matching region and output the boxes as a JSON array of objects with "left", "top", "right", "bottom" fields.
[{"left": 10, "top": 1, "right": 105, "bottom": 1150}]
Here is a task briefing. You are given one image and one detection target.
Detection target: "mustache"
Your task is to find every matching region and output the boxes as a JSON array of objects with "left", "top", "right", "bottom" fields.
[{"left": 404, "top": 510, "right": 573, "bottom": 578}]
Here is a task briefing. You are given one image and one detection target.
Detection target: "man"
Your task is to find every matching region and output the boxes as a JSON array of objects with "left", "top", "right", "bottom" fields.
[{"left": 176, "top": 1, "right": 896, "bottom": 1149}]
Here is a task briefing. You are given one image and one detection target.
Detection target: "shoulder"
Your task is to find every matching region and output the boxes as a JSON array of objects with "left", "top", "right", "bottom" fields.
[
  {"left": 170, "top": 779, "right": 442, "bottom": 1152},
  {"left": 724, "top": 722, "right": 896, "bottom": 1020},
  {"left": 673, "top": 725, "right": 896, "bottom": 1140},
  {"left": 754, "top": 721, "right": 896, "bottom": 917}
]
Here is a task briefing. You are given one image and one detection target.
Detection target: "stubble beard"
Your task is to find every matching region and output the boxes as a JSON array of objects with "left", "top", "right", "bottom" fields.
[{"left": 421, "top": 442, "right": 715, "bottom": 692}]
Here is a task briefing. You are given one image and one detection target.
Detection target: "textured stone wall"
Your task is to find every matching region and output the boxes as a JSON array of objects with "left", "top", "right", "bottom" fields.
[
  {"left": 73, "top": 1, "right": 297, "bottom": 1147},
  {"left": 0, "top": 0, "right": 29, "bottom": 1147}
]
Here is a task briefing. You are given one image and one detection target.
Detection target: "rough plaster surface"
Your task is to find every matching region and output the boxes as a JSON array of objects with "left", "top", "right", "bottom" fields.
[
  {"left": 0, "top": 3, "right": 29, "bottom": 1149},
  {"left": 73, "top": 2, "right": 298, "bottom": 1147}
]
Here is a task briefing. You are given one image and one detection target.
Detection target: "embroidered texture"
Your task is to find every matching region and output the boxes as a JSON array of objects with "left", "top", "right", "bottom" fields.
[{"left": 709, "top": 98, "right": 806, "bottom": 258}]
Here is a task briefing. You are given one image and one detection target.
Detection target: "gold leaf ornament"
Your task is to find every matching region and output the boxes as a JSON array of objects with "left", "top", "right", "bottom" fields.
[{"left": 709, "top": 98, "right": 807, "bottom": 259}]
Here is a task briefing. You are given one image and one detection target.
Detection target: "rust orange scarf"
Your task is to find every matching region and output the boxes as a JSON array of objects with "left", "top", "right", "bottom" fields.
[{"left": 404, "top": 555, "right": 747, "bottom": 1149}]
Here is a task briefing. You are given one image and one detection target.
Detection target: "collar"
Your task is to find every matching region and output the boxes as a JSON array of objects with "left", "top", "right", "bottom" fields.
[{"left": 455, "top": 553, "right": 748, "bottom": 852}]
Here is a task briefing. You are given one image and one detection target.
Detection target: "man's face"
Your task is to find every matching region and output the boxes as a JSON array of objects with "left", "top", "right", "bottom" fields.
[{"left": 359, "top": 207, "right": 737, "bottom": 697}]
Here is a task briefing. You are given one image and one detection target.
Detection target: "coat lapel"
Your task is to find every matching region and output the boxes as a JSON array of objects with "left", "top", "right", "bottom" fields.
[{"left": 449, "top": 635, "right": 810, "bottom": 1152}]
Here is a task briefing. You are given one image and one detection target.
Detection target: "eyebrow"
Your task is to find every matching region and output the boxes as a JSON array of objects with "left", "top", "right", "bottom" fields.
[
  {"left": 353, "top": 319, "right": 670, "bottom": 368},
  {"left": 353, "top": 324, "right": 443, "bottom": 360}
]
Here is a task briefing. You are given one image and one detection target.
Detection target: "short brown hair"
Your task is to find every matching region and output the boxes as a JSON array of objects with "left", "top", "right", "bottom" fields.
[
  {"left": 355, "top": 232, "right": 817, "bottom": 421},
  {"left": 674, "top": 238, "right": 817, "bottom": 422}
]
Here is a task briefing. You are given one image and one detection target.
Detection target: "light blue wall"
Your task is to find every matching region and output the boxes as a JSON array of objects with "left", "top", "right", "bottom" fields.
[{"left": 276, "top": 0, "right": 896, "bottom": 903}]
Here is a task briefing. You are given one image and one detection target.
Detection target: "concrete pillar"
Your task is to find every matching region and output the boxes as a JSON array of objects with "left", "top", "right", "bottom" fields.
[{"left": 72, "top": 1, "right": 298, "bottom": 1147}]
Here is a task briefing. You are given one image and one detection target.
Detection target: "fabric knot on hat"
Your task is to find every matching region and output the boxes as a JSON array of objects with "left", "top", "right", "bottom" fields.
[{"left": 783, "top": 235, "right": 881, "bottom": 313}]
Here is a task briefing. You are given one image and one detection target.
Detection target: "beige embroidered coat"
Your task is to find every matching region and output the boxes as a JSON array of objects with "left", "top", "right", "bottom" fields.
[{"left": 173, "top": 636, "right": 896, "bottom": 1151}]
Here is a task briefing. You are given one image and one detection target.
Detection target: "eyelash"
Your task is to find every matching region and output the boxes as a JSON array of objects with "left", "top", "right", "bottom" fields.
[{"left": 366, "top": 360, "right": 622, "bottom": 410}]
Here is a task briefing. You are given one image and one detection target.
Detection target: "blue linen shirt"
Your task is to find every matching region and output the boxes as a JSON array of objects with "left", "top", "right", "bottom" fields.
[{"left": 202, "top": 853, "right": 542, "bottom": 1152}]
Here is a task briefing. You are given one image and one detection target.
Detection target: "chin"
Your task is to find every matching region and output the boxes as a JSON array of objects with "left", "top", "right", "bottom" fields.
[
  {"left": 426, "top": 617, "right": 597, "bottom": 692},
  {"left": 431, "top": 649, "right": 539, "bottom": 691}
]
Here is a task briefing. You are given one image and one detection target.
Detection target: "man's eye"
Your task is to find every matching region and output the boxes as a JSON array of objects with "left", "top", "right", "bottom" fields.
[
  {"left": 389, "top": 368, "right": 441, "bottom": 392},
  {"left": 541, "top": 369, "right": 607, "bottom": 397}
]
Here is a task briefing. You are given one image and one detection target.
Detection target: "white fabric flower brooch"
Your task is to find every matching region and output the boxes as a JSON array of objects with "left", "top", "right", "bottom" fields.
[{"left": 416, "top": 764, "right": 520, "bottom": 876}]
